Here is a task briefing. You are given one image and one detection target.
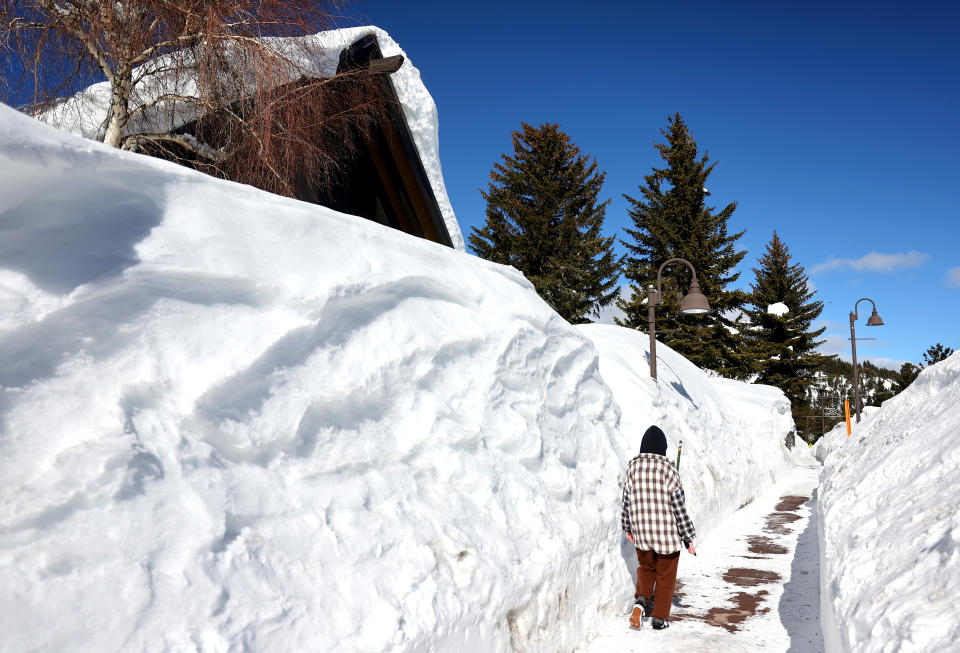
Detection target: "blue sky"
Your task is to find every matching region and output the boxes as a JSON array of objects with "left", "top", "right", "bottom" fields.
[{"left": 348, "top": 0, "right": 960, "bottom": 368}]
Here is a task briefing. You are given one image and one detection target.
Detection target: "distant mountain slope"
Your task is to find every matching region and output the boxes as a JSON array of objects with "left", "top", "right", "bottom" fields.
[{"left": 799, "top": 357, "right": 902, "bottom": 441}]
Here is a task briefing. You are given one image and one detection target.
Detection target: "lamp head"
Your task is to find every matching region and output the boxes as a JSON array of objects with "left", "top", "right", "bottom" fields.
[
  {"left": 680, "top": 280, "right": 711, "bottom": 315},
  {"left": 866, "top": 309, "right": 884, "bottom": 326}
]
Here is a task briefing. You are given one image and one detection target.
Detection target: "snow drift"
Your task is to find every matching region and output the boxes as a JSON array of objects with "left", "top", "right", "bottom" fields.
[
  {"left": 0, "top": 101, "right": 624, "bottom": 652},
  {"left": 815, "top": 352, "right": 960, "bottom": 653},
  {"left": 576, "top": 324, "right": 797, "bottom": 547},
  {"left": 1, "top": 100, "right": 796, "bottom": 652}
]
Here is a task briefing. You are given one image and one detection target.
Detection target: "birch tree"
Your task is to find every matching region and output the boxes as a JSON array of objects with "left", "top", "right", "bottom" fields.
[{"left": 1, "top": 1, "right": 388, "bottom": 197}]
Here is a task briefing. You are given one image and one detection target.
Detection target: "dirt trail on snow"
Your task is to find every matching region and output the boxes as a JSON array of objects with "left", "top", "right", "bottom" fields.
[{"left": 670, "top": 494, "right": 809, "bottom": 633}]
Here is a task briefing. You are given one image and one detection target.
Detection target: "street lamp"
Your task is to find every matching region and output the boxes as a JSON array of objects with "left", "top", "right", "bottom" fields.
[
  {"left": 645, "top": 257, "right": 711, "bottom": 380},
  {"left": 849, "top": 297, "right": 885, "bottom": 423}
]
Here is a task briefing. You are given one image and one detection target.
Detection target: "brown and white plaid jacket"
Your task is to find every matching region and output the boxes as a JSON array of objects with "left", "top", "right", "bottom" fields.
[{"left": 621, "top": 453, "right": 696, "bottom": 554}]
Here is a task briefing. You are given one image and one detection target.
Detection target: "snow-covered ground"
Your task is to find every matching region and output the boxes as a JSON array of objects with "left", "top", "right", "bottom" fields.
[
  {"left": 1, "top": 102, "right": 797, "bottom": 652},
  {"left": 577, "top": 324, "right": 798, "bottom": 546},
  {"left": 814, "top": 352, "right": 960, "bottom": 652},
  {"left": 583, "top": 453, "right": 822, "bottom": 652},
  {"left": 578, "top": 324, "right": 815, "bottom": 651}
]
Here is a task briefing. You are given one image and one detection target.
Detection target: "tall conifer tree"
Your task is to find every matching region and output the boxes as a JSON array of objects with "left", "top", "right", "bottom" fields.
[
  {"left": 470, "top": 123, "right": 620, "bottom": 323},
  {"left": 618, "top": 114, "right": 751, "bottom": 377},
  {"left": 744, "top": 232, "right": 831, "bottom": 419},
  {"left": 922, "top": 343, "right": 954, "bottom": 366}
]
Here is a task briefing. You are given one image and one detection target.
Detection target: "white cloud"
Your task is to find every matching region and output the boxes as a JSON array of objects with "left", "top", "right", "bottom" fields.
[
  {"left": 944, "top": 266, "right": 960, "bottom": 288},
  {"left": 815, "top": 318, "right": 847, "bottom": 332},
  {"left": 818, "top": 332, "right": 904, "bottom": 370},
  {"left": 594, "top": 287, "right": 628, "bottom": 325},
  {"left": 723, "top": 308, "right": 747, "bottom": 323},
  {"left": 819, "top": 332, "right": 851, "bottom": 356},
  {"left": 811, "top": 250, "right": 930, "bottom": 275},
  {"left": 867, "top": 357, "right": 908, "bottom": 371},
  {"left": 824, "top": 352, "right": 906, "bottom": 371}
]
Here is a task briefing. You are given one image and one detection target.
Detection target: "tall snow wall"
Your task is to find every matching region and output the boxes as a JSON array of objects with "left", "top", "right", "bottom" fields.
[
  {"left": 576, "top": 323, "right": 797, "bottom": 606},
  {"left": 0, "top": 102, "right": 624, "bottom": 652},
  {"left": 1, "top": 102, "right": 795, "bottom": 652},
  {"left": 815, "top": 352, "right": 960, "bottom": 652}
]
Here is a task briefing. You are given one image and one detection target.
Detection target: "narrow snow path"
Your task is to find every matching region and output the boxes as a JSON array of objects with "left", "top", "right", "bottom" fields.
[{"left": 581, "top": 454, "right": 823, "bottom": 652}]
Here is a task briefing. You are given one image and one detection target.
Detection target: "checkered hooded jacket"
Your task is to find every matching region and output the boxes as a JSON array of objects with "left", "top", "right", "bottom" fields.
[{"left": 621, "top": 427, "right": 696, "bottom": 554}]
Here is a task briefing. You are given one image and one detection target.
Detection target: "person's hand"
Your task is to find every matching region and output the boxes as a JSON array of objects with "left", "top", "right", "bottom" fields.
[
  {"left": 626, "top": 533, "right": 634, "bottom": 544},
  {"left": 687, "top": 542, "right": 696, "bottom": 555}
]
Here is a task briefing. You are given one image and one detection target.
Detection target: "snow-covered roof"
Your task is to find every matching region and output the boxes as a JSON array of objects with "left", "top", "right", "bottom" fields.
[{"left": 37, "top": 26, "right": 465, "bottom": 251}]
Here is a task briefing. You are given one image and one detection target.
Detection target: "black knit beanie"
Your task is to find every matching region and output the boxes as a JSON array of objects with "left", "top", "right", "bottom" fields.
[{"left": 639, "top": 425, "right": 668, "bottom": 456}]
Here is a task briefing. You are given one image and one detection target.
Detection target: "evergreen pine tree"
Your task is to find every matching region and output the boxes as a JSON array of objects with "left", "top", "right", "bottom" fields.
[
  {"left": 469, "top": 123, "right": 620, "bottom": 323},
  {"left": 895, "top": 362, "right": 922, "bottom": 391},
  {"left": 618, "top": 114, "right": 751, "bottom": 377},
  {"left": 922, "top": 343, "right": 954, "bottom": 366},
  {"left": 744, "top": 231, "right": 832, "bottom": 408}
]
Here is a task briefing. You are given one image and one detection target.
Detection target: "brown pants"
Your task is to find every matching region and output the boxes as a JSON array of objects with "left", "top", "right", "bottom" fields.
[{"left": 634, "top": 548, "right": 680, "bottom": 619}]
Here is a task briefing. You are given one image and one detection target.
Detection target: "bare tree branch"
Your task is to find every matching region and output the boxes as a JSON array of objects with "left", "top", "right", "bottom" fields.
[
  {"left": 129, "top": 31, "right": 205, "bottom": 68},
  {"left": 122, "top": 132, "right": 224, "bottom": 161},
  {"left": 126, "top": 92, "right": 212, "bottom": 119},
  {"left": 2, "top": 0, "right": 386, "bottom": 200}
]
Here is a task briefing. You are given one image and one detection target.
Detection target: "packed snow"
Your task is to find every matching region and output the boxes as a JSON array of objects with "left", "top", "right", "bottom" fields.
[
  {"left": 576, "top": 324, "right": 798, "bottom": 544},
  {"left": 37, "top": 25, "right": 465, "bottom": 251},
  {"left": 584, "top": 454, "right": 822, "bottom": 652},
  {"left": 1, "top": 102, "right": 798, "bottom": 651},
  {"left": 0, "top": 101, "right": 627, "bottom": 651},
  {"left": 814, "top": 352, "right": 960, "bottom": 652},
  {"left": 576, "top": 324, "right": 819, "bottom": 649}
]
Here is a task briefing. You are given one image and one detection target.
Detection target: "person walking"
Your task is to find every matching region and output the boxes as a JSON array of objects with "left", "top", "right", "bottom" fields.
[{"left": 621, "top": 425, "right": 696, "bottom": 630}]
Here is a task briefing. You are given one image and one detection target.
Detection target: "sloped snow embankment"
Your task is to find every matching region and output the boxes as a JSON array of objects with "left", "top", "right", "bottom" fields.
[
  {"left": 0, "top": 103, "right": 624, "bottom": 652},
  {"left": 577, "top": 325, "right": 797, "bottom": 551},
  {"left": 815, "top": 352, "right": 960, "bottom": 652},
  {"left": 0, "top": 102, "right": 797, "bottom": 652}
]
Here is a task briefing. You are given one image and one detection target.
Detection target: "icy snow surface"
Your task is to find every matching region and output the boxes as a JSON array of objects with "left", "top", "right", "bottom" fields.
[
  {"left": 814, "top": 352, "right": 960, "bottom": 653},
  {"left": 37, "top": 25, "right": 465, "bottom": 251},
  {"left": 1, "top": 103, "right": 795, "bottom": 652}
]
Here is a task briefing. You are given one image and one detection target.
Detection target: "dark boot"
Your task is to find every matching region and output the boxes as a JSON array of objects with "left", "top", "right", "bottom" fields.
[
  {"left": 652, "top": 617, "right": 670, "bottom": 630},
  {"left": 641, "top": 595, "right": 654, "bottom": 617}
]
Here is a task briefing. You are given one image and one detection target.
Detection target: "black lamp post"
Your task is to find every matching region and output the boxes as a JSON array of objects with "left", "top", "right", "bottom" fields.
[
  {"left": 849, "top": 297, "right": 885, "bottom": 422},
  {"left": 645, "top": 258, "right": 711, "bottom": 380}
]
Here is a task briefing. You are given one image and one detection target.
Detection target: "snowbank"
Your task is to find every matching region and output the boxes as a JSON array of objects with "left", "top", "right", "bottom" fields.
[
  {"left": 811, "top": 404, "right": 879, "bottom": 464},
  {"left": 37, "top": 25, "right": 465, "bottom": 251},
  {"left": 0, "top": 102, "right": 798, "bottom": 651},
  {"left": 0, "top": 102, "right": 621, "bottom": 652},
  {"left": 576, "top": 325, "right": 796, "bottom": 545},
  {"left": 816, "top": 352, "right": 960, "bottom": 652}
]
